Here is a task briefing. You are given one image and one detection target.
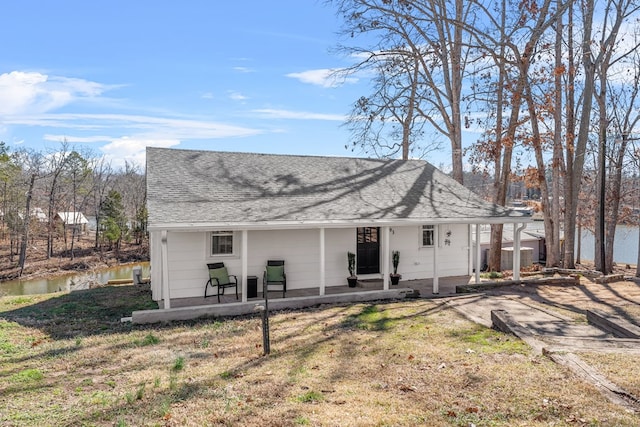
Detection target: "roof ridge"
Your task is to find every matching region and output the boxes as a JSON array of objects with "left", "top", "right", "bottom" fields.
[{"left": 146, "top": 146, "right": 428, "bottom": 164}]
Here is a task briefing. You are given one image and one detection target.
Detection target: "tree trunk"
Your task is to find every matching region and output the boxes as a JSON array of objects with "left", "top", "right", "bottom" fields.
[
  {"left": 564, "top": 0, "right": 596, "bottom": 269},
  {"left": 524, "top": 82, "right": 558, "bottom": 267},
  {"left": 46, "top": 185, "right": 57, "bottom": 259},
  {"left": 449, "top": 0, "right": 464, "bottom": 185},
  {"left": 488, "top": 81, "right": 521, "bottom": 272},
  {"left": 70, "top": 227, "right": 76, "bottom": 261},
  {"left": 401, "top": 55, "right": 419, "bottom": 160},
  {"left": 604, "top": 134, "right": 629, "bottom": 272},
  {"left": 594, "top": 81, "right": 607, "bottom": 273},
  {"left": 550, "top": 8, "right": 564, "bottom": 267},
  {"left": 18, "top": 173, "right": 36, "bottom": 275}
]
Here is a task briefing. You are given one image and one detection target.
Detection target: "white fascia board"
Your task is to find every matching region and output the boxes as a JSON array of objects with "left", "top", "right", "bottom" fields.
[{"left": 147, "top": 215, "right": 532, "bottom": 232}]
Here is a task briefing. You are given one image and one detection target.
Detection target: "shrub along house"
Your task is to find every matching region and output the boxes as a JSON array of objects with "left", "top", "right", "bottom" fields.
[{"left": 146, "top": 147, "right": 531, "bottom": 311}]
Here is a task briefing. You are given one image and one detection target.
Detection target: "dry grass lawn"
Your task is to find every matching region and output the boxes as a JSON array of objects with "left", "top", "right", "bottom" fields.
[
  {"left": 578, "top": 352, "right": 640, "bottom": 399},
  {"left": 1, "top": 285, "right": 639, "bottom": 426}
]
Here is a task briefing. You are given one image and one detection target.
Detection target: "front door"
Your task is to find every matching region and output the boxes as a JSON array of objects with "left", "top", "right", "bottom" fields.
[{"left": 357, "top": 227, "right": 380, "bottom": 275}]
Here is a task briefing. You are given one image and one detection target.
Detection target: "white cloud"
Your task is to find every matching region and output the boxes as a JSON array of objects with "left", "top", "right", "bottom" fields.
[
  {"left": 5, "top": 113, "right": 263, "bottom": 139},
  {"left": 43, "top": 134, "right": 112, "bottom": 143},
  {"left": 233, "top": 66, "right": 255, "bottom": 73},
  {"left": 0, "top": 71, "right": 111, "bottom": 115},
  {"left": 228, "top": 91, "right": 248, "bottom": 101},
  {"left": 9, "top": 112, "right": 264, "bottom": 169},
  {"left": 251, "top": 108, "right": 345, "bottom": 121},
  {"left": 286, "top": 69, "right": 358, "bottom": 88},
  {"left": 101, "top": 137, "right": 179, "bottom": 169}
]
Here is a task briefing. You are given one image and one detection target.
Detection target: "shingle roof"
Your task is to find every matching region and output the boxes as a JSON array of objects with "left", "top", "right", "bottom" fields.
[
  {"left": 57, "top": 212, "right": 88, "bottom": 225},
  {"left": 146, "top": 147, "right": 527, "bottom": 229}
]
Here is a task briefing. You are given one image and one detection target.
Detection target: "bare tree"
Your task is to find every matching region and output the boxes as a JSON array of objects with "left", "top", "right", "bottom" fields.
[
  {"left": 90, "top": 156, "right": 113, "bottom": 250},
  {"left": 629, "top": 139, "right": 640, "bottom": 277},
  {"left": 346, "top": 52, "right": 438, "bottom": 159},
  {"left": 332, "top": 0, "right": 471, "bottom": 182},
  {"left": 43, "top": 141, "right": 71, "bottom": 258},
  {"left": 591, "top": 0, "right": 640, "bottom": 273},
  {"left": 601, "top": 25, "right": 640, "bottom": 272},
  {"left": 112, "top": 161, "right": 146, "bottom": 245},
  {"left": 62, "top": 151, "right": 92, "bottom": 260},
  {"left": 12, "top": 149, "right": 45, "bottom": 275},
  {"left": 466, "top": 0, "right": 565, "bottom": 271},
  {"left": 0, "top": 142, "right": 17, "bottom": 241}
]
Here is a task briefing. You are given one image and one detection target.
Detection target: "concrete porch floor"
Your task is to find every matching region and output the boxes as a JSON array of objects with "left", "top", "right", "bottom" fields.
[
  {"left": 132, "top": 276, "right": 471, "bottom": 324},
  {"left": 157, "top": 276, "right": 469, "bottom": 309}
]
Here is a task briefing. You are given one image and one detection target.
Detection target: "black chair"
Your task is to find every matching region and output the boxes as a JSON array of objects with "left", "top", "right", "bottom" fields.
[
  {"left": 263, "top": 260, "right": 286, "bottom": 298},
  {"left": 205, "top": 262, "right": 238, "bottom": 303}
]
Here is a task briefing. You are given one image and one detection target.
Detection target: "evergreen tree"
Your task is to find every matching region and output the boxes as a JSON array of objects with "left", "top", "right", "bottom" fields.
[{"left": 99, "top": 190, "right": 128, "bottom": 254}]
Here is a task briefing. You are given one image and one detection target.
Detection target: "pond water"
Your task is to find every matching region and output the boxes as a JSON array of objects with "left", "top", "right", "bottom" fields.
[
  {"left": 0, "top": 262, "right": 150, "bottom": 296},
  {"left": 526, "top": 222, "right": 639, "bottom": 265},
  {"left": 578, "top": 224, "right": 639, "bottom": 266}
]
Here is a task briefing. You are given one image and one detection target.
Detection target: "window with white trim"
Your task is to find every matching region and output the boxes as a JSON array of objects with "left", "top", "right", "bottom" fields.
[
  {"left": 421, "top": 225, "right": 435, "bottom": 247},
  {"left": 211, "top": 231, "right": 234, "bottom": 256}
]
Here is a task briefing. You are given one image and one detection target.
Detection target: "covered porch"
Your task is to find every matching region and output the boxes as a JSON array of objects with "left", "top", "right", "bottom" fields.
[
  {"left": 161, "top": 275, "right": 468, "bottom": 308},
  {"left": 150, "top": 222, "right": 529, "bottom": 310},
  {"left": 132, "top": 275, "right": 470, "bottom": 324}
]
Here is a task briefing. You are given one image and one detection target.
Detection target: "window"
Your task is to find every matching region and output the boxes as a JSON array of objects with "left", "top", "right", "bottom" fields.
[
  {"left": 357, "top": 227, "right": 378, "bottom": 243},
  {"left": 211, "top": 231, "right": 234, "bottom": 256},
  {"left": 422, "top": 225, "right": 435, "bottom": 247}
]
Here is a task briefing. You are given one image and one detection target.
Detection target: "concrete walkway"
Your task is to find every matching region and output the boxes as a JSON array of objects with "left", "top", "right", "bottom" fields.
[
  {"left": 445, "top": 292, "right": 640, "bottom": 412},
  {"left": 445, "top": 294, "right": 611, "bottom": 341},
  {"left": 446, "top": 292, "right": 640, "bottom": 352}
]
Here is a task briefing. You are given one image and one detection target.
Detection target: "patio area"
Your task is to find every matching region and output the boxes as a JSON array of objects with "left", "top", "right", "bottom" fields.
[
  {"left": 130, "top": 276, "right": 472, "bottom": 324},
  {"left": 159, "top": 275, "right": 469, "bottom": 309}
]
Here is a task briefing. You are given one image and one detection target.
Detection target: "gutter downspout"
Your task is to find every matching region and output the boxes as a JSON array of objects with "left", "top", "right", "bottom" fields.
[
  {"left": 514, "top": 222, "right": 527, "bottom": 281},
  {"left": 161, "top": 230, "right": 170, "bottom": 309}
]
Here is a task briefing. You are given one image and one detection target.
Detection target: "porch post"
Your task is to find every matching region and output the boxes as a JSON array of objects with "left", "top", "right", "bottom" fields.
[
  {"left": 161, "top": 230, "right": 170, "bottom": 309},
  {"left": 432, "top": 225, "right": 439, "bottom": 294},
  {"left": 475, "top": 224, "right": 481, "bottom": 284},
  {"left": 241, "top": 230, "right": 248, "bottom": 302},
  {"left": 382, "top": 226, "right": 390, "bottom": 290},
  {"left": 513, "top": 223, "right": 527, "bottom": 282},
  {"left": 319, "top": 227, "right": 326, "bottom": 296},
  {"left": 467, "top": 224, "right": 473, "bottom": 275}
]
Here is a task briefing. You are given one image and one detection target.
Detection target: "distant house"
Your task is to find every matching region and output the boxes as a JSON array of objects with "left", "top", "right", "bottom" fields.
[
  {"left": 146, "top": 147, "right": 532, "bottom": 309},
  {"left": 55, "top": 211, "right": 89, "bottom": 235},
  {"left": 16, "top": 208, "right": 47, "bottom": 223},
  {"left": 31, "top": 207, "right": 48, "bottom": 222}
]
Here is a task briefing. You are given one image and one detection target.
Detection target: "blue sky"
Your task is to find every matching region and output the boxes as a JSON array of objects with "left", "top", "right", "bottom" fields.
[{"left": 0, "top": 1, "right": 393, "bottom": 170}]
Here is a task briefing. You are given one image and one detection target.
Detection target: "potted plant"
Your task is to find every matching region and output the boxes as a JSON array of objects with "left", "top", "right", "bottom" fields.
[
  {"left": 390, "top": 250, "right": 401, "bottom": 285},
  {"left": 347, "top": 251, "right": 357, "bottom": 287}
]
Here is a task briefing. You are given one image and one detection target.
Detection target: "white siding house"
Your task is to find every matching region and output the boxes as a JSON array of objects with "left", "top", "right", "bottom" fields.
[
  {"left": 55, "top": 211, "right": 89, "bottom": 235},
  {"left": 146, "top": 147, "right": 531, "bottom": 308}
]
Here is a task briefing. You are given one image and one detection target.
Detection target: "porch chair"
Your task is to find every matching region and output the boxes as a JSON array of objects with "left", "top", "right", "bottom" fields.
[
  {"left": 263, "top": 260, "right": 286, "bottom": 298},
  {"left": 205, "top": 262, "right": 238, "bottom": 303}
]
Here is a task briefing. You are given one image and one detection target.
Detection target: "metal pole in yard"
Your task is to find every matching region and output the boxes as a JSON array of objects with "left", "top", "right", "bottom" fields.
[
  {"left": 254, "top": 287, "right": 270, "bottom": 355},
  {"left": 263, "top": 288, "right": 270, "bottom": 355}
]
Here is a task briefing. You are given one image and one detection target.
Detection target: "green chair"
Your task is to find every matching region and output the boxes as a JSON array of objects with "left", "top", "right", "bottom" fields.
[
  {"left": 263, "top": 260, "right": 286, "bottom": 298},
  {"left": 205, "top": 262, "right": 238, "bottom": 303}
]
